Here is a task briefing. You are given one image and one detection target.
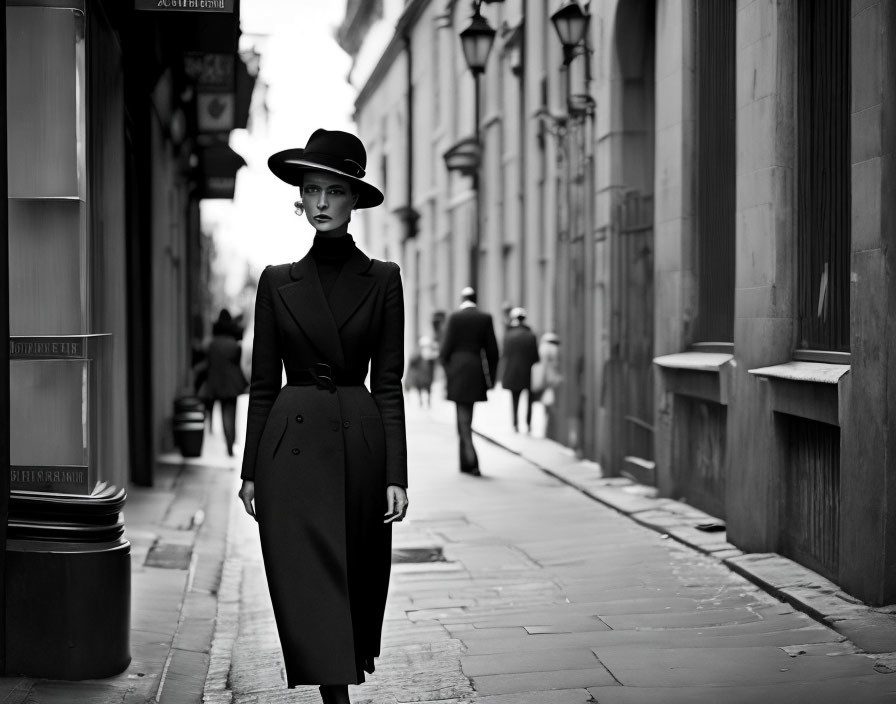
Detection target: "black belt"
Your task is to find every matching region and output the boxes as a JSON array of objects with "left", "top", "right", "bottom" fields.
[{"left": 288, "top": 363, "right": 357, "bottom": 392}]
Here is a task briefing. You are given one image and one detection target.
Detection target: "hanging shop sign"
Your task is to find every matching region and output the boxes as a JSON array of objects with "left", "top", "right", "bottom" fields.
[
  {"left": 186, "top": 53, "right": 238, "bottom": 133},
  {"left": 185, "top": 53, "right": 235, "bottom": 89},
  {"left": 197, "top": 92, "right": 235, "bottom": 133},
  {"left": 135, "top": 0, "right": 234, "bottom": 12},
  {"left": 198, "top": 143, "right": 247, "bottom": 199}
]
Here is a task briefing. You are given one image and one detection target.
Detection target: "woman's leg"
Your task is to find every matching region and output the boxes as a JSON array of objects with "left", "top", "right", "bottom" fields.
[
  {"left": 220, "top": 397, "right": 237, "bottom": 456},
  {"left": 204, "top": 399, "right": 214, "bottom": 433},
  {"left": 319, "top": 684, "right": 351, "bottom": 703}
]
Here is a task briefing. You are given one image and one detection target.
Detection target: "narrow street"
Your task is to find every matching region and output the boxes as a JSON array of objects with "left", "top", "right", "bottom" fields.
[{"left": 204, "top": 393, "right": 896, "bottom": 704}]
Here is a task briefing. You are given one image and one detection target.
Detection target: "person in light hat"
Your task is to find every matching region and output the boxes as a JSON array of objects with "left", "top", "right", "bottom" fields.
[
  {"left": 500, "top": 307, "right": 540, "bottom": 432},
  {"left": 531, "top": 332, "right": 563, "bottom": 436},
  {"left": 438, "top": 286, "right": 499, "bottom": 475},
  {"left": 237, "top": 129, "right": 408, "bottom": 703}
]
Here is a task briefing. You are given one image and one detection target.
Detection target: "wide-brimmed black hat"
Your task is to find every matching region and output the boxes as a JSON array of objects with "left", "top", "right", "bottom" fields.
[{"left": 268, "top": 129, "right": 384, "bottom": 209}]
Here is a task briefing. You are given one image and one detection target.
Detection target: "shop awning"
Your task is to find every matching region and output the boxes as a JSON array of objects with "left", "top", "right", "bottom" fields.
[{"left": 197, "top": 143, "right": 246, "bottom": 199}]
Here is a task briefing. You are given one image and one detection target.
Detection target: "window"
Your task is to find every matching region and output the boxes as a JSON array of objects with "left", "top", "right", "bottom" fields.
[
  {"left": 694, "top": 0, "right": 736, "bottom": 343},
  {"left": 796, "top": 0, "right": 850, "bottom": 352}
]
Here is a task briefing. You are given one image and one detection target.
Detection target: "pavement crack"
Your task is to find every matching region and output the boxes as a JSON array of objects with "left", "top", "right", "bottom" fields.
[{"left": 592, "top": 652, "right": 623, "bottom": 686}]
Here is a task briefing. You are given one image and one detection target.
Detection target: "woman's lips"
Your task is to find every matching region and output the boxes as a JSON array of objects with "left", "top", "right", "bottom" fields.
[{"left": 314, "top": 215, "right": 331, "bottom": 221}]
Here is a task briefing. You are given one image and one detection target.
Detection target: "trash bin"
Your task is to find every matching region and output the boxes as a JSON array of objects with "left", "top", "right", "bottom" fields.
[{"left": 173, "top": 395, "right": 205, "bottom": 457}]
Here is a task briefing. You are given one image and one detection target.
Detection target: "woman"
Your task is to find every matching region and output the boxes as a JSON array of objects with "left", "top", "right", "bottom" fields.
[
  {"left": 198, "top": 309, "right": 247, "bottom": 456},
  {"left": 237, "top": 129, "right": 409, "bottom": 704},
  {"left": 405, "top": 335, "right": 435, "bottom": 408}
]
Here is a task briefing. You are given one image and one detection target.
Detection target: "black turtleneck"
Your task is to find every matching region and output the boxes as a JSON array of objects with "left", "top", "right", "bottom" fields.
[{"left": 309, "top": 233, "right": 355, "bottom": 300}]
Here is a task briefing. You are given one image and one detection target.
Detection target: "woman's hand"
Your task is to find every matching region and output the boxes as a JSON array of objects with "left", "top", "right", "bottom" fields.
[
  {"left": 238, "top": 480, "right": 257, "bottom": 521},
  {"left": 384, "top": 485, "right": 409, "bottom": 523}
]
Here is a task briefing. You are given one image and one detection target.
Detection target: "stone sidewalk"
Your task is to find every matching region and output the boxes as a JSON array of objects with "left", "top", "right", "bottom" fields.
[
  {"left": 462, "top": 385, "right": 896, "bottom": 658},
  {"left": 207, "top": 390, "right": 896, "bottom": 703}
]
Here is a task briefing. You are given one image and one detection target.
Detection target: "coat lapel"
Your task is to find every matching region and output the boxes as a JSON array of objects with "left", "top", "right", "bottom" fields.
[
  {"left": 277, "top": 256, "right": 345, "bottom": 368},
  {"left": 328, "top": 247, "right": 377, "bottom": 330}
]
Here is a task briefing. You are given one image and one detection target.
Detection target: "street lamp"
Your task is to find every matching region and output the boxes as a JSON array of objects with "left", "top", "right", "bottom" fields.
[
  {"left": 550, "top": 1, "right": 594, "bottom": 117},
  {"left": 443, "top": 137, "right": 482, "bottom": 177},
  {"left": 459, "top": 10, "right": 497, "bottom": 76},
  {"left": 550, "top": 0, "right": 591, "bottom": 59},
  {"left": 455, "top": 3, "right": 497, "bottom": 293}
]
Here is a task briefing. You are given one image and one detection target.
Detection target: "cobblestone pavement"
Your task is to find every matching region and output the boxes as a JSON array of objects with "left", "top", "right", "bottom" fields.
[{"left": 206, "top": 393, "right": 896, "bottom": 704}]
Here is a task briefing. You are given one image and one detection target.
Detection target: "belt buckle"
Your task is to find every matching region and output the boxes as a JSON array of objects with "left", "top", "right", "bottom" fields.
[{"left": 311, "top": 363, "right": 336, "bottom": 392}]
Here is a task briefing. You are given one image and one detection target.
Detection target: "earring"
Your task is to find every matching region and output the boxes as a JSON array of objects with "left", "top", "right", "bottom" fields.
[{"left": 294, "top": 200, "right": 304, "bottom": 216}]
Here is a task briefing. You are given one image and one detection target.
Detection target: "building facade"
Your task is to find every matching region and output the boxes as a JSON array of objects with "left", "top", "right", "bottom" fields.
[
  {"left": 1, "top": 0, "right": 251, "bottom": 676},
  {"left": 342, "top": 0, "right": 896, "bottom": 607}
]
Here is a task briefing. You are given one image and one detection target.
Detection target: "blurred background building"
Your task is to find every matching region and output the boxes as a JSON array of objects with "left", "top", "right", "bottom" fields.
[{"left": 338, "top": 0, "right": 896, "bottom": 608}]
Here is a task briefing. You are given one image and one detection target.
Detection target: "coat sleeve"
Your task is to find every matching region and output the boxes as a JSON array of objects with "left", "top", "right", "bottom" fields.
[
  {"left": 438, "top": 314, "right": 455, "bottom": 367},
  {"left": 240, "top": 267, "right": 283, "bottom": 481},
  {"left": 484, "top": 314, "right": 500, "bottom": 386},
  {"left": 526, "top": 332, "right": 540, "bottom": 367},
  {"left": 370, "top": 263, "right": 409, "bottom": 488}
]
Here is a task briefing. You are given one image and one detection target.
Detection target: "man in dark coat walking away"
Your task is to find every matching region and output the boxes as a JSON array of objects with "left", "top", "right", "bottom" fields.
[
  {"left": 500, "top": 307, "right": 540, "bottom": 433},
  {"left": 439, "top": 287, "right": 499, "bottom": 476}
]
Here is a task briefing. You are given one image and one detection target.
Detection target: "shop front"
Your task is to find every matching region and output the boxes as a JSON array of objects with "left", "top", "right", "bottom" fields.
[{"left": 3, "top": 0, "right": 245, "bottom": 678}]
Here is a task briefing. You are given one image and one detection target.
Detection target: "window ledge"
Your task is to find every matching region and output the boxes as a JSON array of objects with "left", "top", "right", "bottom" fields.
[
  {"left": 747, "top": 361, "right": 849, "bottom": 384},
  {"left": 747, "top": 361, "right": 849, "bottom": 426},
  {"left": 654, "top": 352, "right": 734, "bottom": 405},
  {"left": 653, "top": 352, "right": 733, "bottom": 372}
]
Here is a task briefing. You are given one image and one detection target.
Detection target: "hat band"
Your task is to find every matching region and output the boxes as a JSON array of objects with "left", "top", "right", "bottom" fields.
[{"left": 297, "top": 151, "right": 366, "bottom": 178}]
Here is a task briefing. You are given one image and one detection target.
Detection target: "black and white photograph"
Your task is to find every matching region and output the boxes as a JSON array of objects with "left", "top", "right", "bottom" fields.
[{"left": 2, "top": 0, "right": 896, "bottom": 702}]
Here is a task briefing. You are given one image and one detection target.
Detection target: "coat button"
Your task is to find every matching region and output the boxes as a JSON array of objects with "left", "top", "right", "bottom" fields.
[
  {"left": 295, "top": 414, "right": 304, "bottom": 423},
  {"left": 291, "top": 448, "right": 300, "bottom": 455},
  {"left": 343, "top": 421, "right": 351, "bottom": 429}
]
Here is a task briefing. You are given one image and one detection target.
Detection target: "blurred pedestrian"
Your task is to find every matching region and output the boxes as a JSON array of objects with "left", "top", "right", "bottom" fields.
[
  {"left": 501, "top": 300, "right": 514, "bottom": 331},
  {"left": 500, "top": 307, "right": 539, "bottom": 433},
  {"left": 439, "top": 286, "right": 499, "bottom": 476},
  {"left": 405, "top": 335, "right": 436, "bottom": 407},
  {"left": 531, "top": 332, "right": 563, "bottom": 437},
  {"left": 237, "top": 129, "right": 409, "bottom": 704},
  {"left": 197, "top": 309, "right": 248, "bottom": 457}
]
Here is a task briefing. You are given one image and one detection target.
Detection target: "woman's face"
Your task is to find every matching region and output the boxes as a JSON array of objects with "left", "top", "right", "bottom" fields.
[{"left": 301, "top": 170, "right": 358, "bottom": 235}]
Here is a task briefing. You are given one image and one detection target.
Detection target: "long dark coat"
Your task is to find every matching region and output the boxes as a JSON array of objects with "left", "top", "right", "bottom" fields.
[
  {"left": 439, "top": 306, "right": 499, "bottom": 404},
  {"left": 198, "top": 334, "right": 247, "bottom": 400},
  {"left": 240, "top": 247, "right": 407, "bottom": 687},
  {"left": 500, "top": 324, "right": 539, "bottom": 392}
]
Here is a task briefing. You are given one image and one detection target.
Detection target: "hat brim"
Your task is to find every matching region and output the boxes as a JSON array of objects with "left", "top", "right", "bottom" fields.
[{"left": 268, "top": 149, "right": 384, "bottom": 209}]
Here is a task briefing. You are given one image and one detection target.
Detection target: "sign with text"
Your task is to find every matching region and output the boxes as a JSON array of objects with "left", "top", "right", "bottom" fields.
[
  {"left": 11, "top": 465, "right": 89, "bottom": 494},
  {"left": 10, "top": 337, "right": 86, "bottom": 360},
  {"left": 135, "top": 0, "right": 234, "bottom": 12}
]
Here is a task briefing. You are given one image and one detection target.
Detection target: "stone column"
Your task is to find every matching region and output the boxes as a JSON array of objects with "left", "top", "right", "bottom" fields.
[
  {"left": 839, "top": 0, "right": 896, "bottom": 605},
  {"left": 726, "top": 0, "right": 797, "bottom": 551}
]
